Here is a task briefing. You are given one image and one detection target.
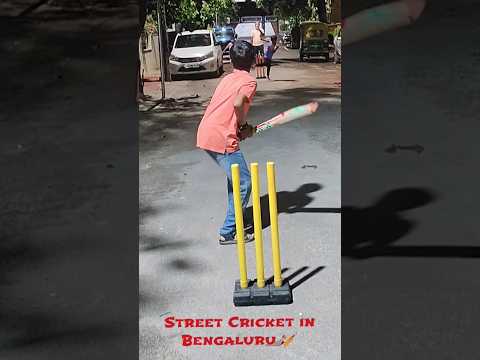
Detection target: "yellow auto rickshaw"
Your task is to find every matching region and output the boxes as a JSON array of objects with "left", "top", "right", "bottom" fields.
[{"left": 299, "top": 21, "right": 330, "bottom": 62}]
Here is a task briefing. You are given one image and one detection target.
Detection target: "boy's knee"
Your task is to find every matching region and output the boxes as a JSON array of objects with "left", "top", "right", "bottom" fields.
[{"left": 241, "top": 177, "right": 252, "bottom": 192}]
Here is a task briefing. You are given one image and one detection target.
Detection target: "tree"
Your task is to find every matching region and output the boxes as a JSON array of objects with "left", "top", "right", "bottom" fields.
[
  {"left": 177, "top": 0, "right": 202, "bottom": 30},
  {"left": 149, "top": 0, "right": 236, "bottom": 30},
  {"left": 256, "top": 0, "right": 325, "bottom": 23},
  {"left": 200, "top": 0, "right": 237, "bottom": 27}
]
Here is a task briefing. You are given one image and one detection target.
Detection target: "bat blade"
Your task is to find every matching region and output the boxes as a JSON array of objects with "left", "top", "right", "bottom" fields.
[
  {"left": 255, "top": 102, "right": 319, "bottom": 134},
  {"left": 343, "top": 0, "right": 426, "bottom": 46}
]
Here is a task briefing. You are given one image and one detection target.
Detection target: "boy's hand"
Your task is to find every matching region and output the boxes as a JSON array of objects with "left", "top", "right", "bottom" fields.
[{"left": 238, "top": 123, "right": 255, "bottom": 141}]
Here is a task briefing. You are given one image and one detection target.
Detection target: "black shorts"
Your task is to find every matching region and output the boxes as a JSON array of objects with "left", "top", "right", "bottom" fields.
[{"left": 254, "top": 45, "right": 264, "bottom": 56}]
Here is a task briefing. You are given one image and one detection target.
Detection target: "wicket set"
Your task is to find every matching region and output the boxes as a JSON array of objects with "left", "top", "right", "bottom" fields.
[
  {"left": 255, "top": 55, "right": 266, "bottom": 79},
  {"left": 231, "top": 161, "right": 293, "bottom": 306}
]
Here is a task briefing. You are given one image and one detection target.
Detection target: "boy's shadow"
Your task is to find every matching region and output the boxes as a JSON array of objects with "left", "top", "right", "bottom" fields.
[
  {"left": 342, "top": 188, "right": 435, "bottom": 259},
  {"left": 244, "top": 183, "right": 324, "bottom": 230},
  {"left": 342, "top": 188, "right": 480, "bottom": 259},
  {"left": 243, "top": 185, "right": 480, "bottom": 259}
]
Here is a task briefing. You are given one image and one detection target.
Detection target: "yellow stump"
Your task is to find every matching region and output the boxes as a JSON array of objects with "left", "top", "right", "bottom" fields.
[
  {"left": 231, "top": 164, "right": 249, "bottom": 289},
  {"left": 267, "top": 161, "right": 283, "bottom": 288},
  {"left": 250, "top": 163, "right": 265, "bottom": 288}
]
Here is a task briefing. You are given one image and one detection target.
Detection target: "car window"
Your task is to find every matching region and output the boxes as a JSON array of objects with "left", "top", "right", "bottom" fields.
[
  {"left": 175, "top": 34, "right": 212, "bottom": 48},
  {"left": 215, "top": 29, "right": 234, "bottom": 38},
  {"left": 305, "top": 27, "right": 324, "bottom": 39}
]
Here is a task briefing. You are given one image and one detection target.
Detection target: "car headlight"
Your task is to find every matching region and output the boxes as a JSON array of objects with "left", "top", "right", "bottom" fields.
[
  {"left": 198, "top": 51, "right": 214, "bottom": 61},
  {"left": 169, "top": 55, "right": 180, "bottom": 62}
]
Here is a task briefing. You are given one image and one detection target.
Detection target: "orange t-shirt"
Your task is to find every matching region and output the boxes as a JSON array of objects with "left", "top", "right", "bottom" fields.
[{"left": 197, "top": 69, "right": 257, "bottom": 154}]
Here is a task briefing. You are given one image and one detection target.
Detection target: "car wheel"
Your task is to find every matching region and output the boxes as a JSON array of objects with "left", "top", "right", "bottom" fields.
[
  {"left": 324, "top": 53, "right": 330, "bottom": 62},
  {"left": 299, "top": 52, "right": 304, "bottom": 62},
  {"left": 171, "top": 74, "right": 177, "bottom": 81}
]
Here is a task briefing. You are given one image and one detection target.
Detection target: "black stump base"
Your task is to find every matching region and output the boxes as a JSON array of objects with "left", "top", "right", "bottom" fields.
[{"left": 233, "top": 280, "right": 293, "bottom": 306}]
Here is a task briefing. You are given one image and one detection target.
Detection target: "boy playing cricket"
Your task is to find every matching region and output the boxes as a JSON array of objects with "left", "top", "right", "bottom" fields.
[
  {"left": 196, "top": 40, "right": 257, "bottom": 245},
  {"left": 264, "top": 35, "right": 280, "bottom": 80}
]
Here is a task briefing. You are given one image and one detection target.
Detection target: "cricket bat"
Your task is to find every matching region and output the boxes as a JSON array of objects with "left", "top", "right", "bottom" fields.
[
  {"left": 254, "top": 102, "right": 319, "bottom": 134},
  {"left": 343, "top": 0, "right": 426, "bottom": 46}
]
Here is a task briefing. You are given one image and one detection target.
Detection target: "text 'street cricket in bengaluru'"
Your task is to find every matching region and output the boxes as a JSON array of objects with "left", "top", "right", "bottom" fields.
[{"left": 163, "top": 316, "right": 316, "bottom": 347}]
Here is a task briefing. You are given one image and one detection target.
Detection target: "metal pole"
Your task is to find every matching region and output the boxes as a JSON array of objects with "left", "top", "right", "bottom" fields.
[
  {"left": 162, "top": 0, "right": 170, "bottom": 81},
  {"left": 156, "top": 0, "right": 166, "bottom": 99}
]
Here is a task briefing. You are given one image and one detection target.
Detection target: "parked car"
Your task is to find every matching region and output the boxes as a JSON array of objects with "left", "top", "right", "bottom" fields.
[
  {"left": 214, "top": 26, "right": 235, "bottom": 50},
  {"left": 299, "top": 21, "right": 330, "bottom": 62},
  {"left": 169, "top": 30, "right": 223, "bottom": 79},
  {"left": 334, "top": 29, "right": 341, "bottom": 64}
]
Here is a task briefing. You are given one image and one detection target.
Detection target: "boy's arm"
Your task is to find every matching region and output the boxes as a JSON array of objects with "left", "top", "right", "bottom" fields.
[
  {"left": 234, "top": 93, "right": 255, "bottom": 140},
  {"left": 234, "top": 94, "right": 249, "bottom": 126}
]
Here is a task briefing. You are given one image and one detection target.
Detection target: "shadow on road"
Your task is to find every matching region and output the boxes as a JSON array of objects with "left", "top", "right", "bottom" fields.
[
  {"left": 343, "top": 188, "right": 480, "bottom": 259},
  {"left": 281, "top": 265, "right": 326, "bottom": 290},
  {"left": 244, "top": 184, "right": 480, "bottom": 259},
  {"left": 290, "top": 266, "right": 325, "bottom": 290},
  {"left": 244, "top": 183, "right": 324, "bottom": 230},
  {"left": 253, "top": 86, "right": 340, "bottom": 110},
  {"left": 253, "top": 266, "right": 325, "bottom": 290}
]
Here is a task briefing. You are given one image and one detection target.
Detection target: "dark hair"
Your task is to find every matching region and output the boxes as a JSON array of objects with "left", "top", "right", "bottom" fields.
[
  {"left": 230, "top": 40, "right": 254, "bottom": 71},
  {"left": 271, "top": 35, "right": 277, "bottom": 42}
]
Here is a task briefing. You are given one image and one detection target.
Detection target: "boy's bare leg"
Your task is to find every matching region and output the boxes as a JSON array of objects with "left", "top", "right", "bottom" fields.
[{"left": 261, "top": 56, "right": 265, "bottom": 78}]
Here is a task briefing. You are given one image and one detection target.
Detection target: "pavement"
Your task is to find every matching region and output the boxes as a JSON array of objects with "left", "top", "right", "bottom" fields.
[{"left": 139, "top": 49, "right": 341, "bottom": 359}]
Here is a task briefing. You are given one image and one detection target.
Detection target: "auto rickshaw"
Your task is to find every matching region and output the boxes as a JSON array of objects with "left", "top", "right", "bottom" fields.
[{"left": 299, "top": 21, "right": 330, "bottom": 62}]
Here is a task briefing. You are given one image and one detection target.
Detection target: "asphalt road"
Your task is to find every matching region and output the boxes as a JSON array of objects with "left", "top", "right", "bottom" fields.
[
  {"left": 140, "top": 50, "right": 341, "bottom": 359},
  {"left": 342, "top": 1, "right": 480, "bottom": 359},
  {"left": 1, "top": 2, "right": 139, "bottom": 359}
]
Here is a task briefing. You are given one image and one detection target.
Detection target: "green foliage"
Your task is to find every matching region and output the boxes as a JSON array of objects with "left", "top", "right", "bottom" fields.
[
  {"left": 200, "top": 0, "right": 236, "bottom": 25},
  {"left": 178, "top": 0, "right": 201, "bottom": 29},
  {"left": 144, "top": 14, "right": 158, "bottom": 34},
  {"left": 144, "top": 0, "right": 237, "bottom": 31},
  {"left": 257, "top": 0, "right": 323, "bottom": 23}
]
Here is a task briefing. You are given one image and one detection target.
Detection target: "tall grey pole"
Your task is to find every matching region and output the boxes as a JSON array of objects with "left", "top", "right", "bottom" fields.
[
  {"left": 156, "top": 0, "right": 166, "bottom": 99},
  {"left": 162, "top": 0, "right": 170, "bottom": 80}
]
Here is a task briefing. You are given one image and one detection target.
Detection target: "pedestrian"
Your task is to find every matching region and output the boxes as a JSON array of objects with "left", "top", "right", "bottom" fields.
[
  {"left": 263, "top": 35, "right": 280, "bottom": 80},
  {"left": 223, "top": 33, "right": 238, "bottom": 56},
  {"left": 196, "top": 40, "right": 257, "bottom": 245},
  {"left": 251, "top": 21, "right": 266, "bottom": 78}
]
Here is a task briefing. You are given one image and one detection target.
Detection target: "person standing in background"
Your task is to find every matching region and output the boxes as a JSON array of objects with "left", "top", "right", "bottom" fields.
[
  {"left": 263, "top": 35, "right": 280, "bottom": 80},
  {"left": 251, "top": 21, "right": 266, "bottom": 78}
]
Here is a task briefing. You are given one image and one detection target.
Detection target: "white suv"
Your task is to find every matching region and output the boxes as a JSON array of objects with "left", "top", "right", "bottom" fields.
[{"left": 169, "top": 30, "right": 223, "bottom": 79}]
